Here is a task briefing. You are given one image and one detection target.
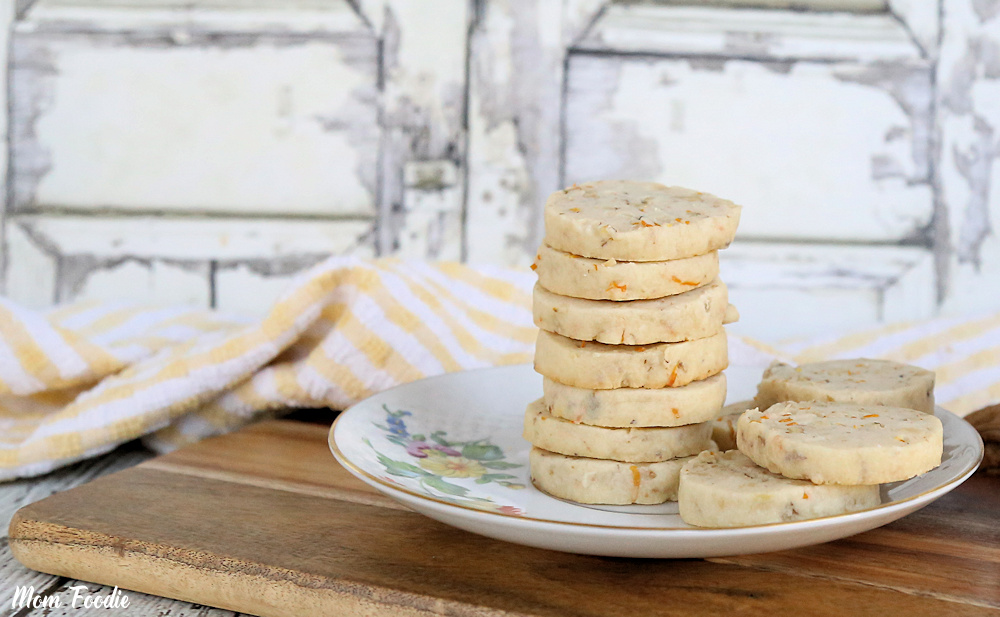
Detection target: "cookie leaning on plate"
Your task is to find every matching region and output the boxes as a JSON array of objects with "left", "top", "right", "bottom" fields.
[
  {"left": 532, "top": 244, "right": 719, "bottom": 301},
  {"left": 737, "top": 401, "right": 943, "bottom": 485},
  {"left": 544, "top": 181, "right": 742, "bottom": 261},
  {"left": 755, "top": 359, "right": 936, "bottom": 414}
]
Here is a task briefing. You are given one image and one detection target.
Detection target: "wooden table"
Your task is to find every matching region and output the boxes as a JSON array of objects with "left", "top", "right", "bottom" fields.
[{"left": 3, "top": 419, "right": 999, "bottom": 617}]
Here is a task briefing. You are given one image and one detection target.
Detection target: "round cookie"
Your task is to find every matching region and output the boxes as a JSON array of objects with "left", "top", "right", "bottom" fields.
[
  {"left": 544, "top": 180, "right": 742, "bottom": 261},
  {"left": 678, "top": 450, "right": 881, "bottom": 528},
  {"left": 543, "top": 373, "right": 727, "bottom": 428},
  {"left": 534, "top": 330, "right": 728, "bottom": 389},
  {"left": 533, "top": 279, "right": 735, "bottom": 345},
  {"left": 755, "top": 359, "right": 935, "bottom": 414},
  {"left": 737, "top": 401, "right": 943, "bottom": 485},
  {"left": 711, "top": 399, "right": 755, "bottom": 451},
  {"left": 523, "top": 399, "right": 712, "bottom": 462},
  {"left": 530, "top": 448, "right": 701, "bottom": 505},
  {"left": 532, "top": 244, "right": 719, "bottom": 301}
]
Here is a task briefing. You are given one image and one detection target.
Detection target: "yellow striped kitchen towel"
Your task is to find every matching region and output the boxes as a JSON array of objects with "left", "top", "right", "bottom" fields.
[
  {"left": 0, "top": 255, "right": 997, "bottom": 481},
  {"left": 0, "top": 257, "right": 537, "bottom": 480}
]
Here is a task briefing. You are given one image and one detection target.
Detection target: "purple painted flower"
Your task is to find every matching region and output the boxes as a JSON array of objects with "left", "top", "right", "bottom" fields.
[{"left": 406, "top": 441, "right": 461, "bottom": 458}]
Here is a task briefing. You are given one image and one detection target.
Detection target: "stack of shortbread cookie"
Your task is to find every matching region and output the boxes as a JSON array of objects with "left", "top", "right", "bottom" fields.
[
  {"left": 525, "top": 180, "right": 742, "bottom": 505},
  {"left": 681, "top": 359, "right": 943, "bottom": 527}
]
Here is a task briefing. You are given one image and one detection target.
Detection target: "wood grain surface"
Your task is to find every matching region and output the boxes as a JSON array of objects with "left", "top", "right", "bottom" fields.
[{"left": 9, "top": 420, "right": 1000, "bottom": 617}]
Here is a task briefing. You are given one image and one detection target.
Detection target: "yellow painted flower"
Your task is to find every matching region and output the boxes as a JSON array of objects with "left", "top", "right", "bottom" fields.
[{"left": 418, "top": 451, "right": 486, "bottom": 478}]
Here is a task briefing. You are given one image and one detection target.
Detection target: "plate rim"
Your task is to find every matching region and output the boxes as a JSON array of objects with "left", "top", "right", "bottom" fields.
[{"left": 329, "top": 363, "right": 985, "bottom": 534}]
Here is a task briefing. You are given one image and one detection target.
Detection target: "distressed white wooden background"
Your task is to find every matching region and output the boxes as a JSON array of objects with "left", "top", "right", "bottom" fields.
[{"left": 1, "top": 0, "right": 999, "bottom": 342}]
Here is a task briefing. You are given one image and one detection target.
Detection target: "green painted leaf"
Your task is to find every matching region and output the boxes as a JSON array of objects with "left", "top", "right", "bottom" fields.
[
  {"left": 430, "top": 431, "right": 451, "bottom": 447},
  {"left": 498, "top": 482, "right": 526, "bottom": 489},
  {"left": 462, "top": 444, "right": 504, "bottom": 461},
  {"left": 423, "top": 475, "right": 469, "bottom": 497},
  {"left": 411, "top": 434, "right": 425, "bottom": 442},
  {"left": 481, "top": 460, "right": 521, "bottom": 470},
  {"left": 476, "top": 473, "right": 517, "bottom": 483},
  {"left": 376, "top": 453, "right": 426, "bottom": 478}
]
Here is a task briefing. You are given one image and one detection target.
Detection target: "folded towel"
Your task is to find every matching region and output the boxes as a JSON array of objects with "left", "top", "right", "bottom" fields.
[{"left": 0, "top": 256, "right": 996, "bottom": 480}]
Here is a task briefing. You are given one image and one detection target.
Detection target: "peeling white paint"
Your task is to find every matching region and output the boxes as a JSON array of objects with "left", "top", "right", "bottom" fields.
[
  {"left": 61, "top": 258, "right": 211, "bottom": 306},
  {"left": 17, "top": 36, "right": 379, "bottom": 214},
  {"left": 214, "top": 261, "right": 307, "bottom": 316},
  {"left": 12, "top": 215, "right": 375, "bottom": 259},
  {"left": 376, "top": 0, "right": 468, "bottom": 258},
  {"left": 938, "top": 0, "right": 1000, "bottom": 315},
  {"left": 722, "top": 244, "right": 935, "bottom": 340},
  {"left": 565, "top": 55, "right": 933, "bottom": 242},
  {"left": 575, "top": 5, "right": 923, "bottom": 62},
  {"left": 464, "top": 0, "right": 566, "bottom": 264},
  {"left": 3, "top": 222, "right": 57, "bottom": 308}
]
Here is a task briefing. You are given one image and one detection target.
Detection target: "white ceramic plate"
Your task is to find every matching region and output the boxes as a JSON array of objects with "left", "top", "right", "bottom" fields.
[{"left": 329, "top": 364, "right": 983, "bottom": 558}]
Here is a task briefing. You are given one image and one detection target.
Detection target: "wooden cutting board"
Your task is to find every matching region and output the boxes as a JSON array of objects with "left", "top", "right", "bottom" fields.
[{"left": 9, "top": 420, "right": 1000, "bottom": 616}]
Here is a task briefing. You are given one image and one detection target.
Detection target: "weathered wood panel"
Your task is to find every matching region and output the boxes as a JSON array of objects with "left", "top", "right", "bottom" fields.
[
  {"left": 0, "top": 2, "right": 12, "bottom": 222},
  {"left": 465, "top": 0, "right": 562, "bottom": 265},
  {"left": 574, "top": 5, "right": 922, "bottom": 62},
  {"left": 62, "top": 259, "right": 212, "bottom": 307},
  {"left": 9, "top": 216, "right": 375, "bottom": 261},
  {"left": 2, "top": 221, "right": 58, "bottom": 308},
  {"left": 371, "top": 0, "right": 469, "bottom": 259},
  {"left": 721, "top": 244, "right": 935, "bottom": 340},
  {"left": 10, "top": 4, "right": 379, "bottom": 216},
  {"left": 937, "top": 0, "right": 1000, "bottom": 315},
  {"left": 565, "top": 9, "right": 933, "bottom": 243},
  {"left": 1, "top": 0, "right": 999, "bottom": 338},
  {"left": 2, "top": 215, "right": 375, "bottom": 310},
  {"left": 463, "top": 0, "right": 604, "bottom": 265}
]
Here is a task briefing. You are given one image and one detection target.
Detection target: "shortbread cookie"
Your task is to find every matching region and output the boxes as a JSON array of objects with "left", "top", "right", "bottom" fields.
[
  {"left": 544, "top": 181, "right": 742, "bottom": 261},
  {"left": 532, "top": 244, "right": 719, "bottom": 301},
  {"left": 533, "top": 279, "right": 736, "bottom": 345},
  {"left": 711, "top": 400, "right": 755, "bottom": 451},
  {"left": 678, "top": 450, "right": 881, "bottom": 527},
  {"left": 755, "top": 359, "right": 935, "bottom": 414},
  {"left": 543, "top": 373, "right": 727, "bottom": 428},
  {"left": 534, "top": 330, "right": 728, "bottom": 389},
  {"left": 523, "top": 399, "right": 712, "bottom": 462},
  {"left": 530, "top": 448, "right": 700, "bottom": 504},
  {"left": 737, "top": 401, "right": 943, "bottom": 485}
]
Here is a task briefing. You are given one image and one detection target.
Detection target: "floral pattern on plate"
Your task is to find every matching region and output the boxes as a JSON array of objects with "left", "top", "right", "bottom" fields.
[{"left": 366, "top": 405, "right": 526, "bottom": 516}]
